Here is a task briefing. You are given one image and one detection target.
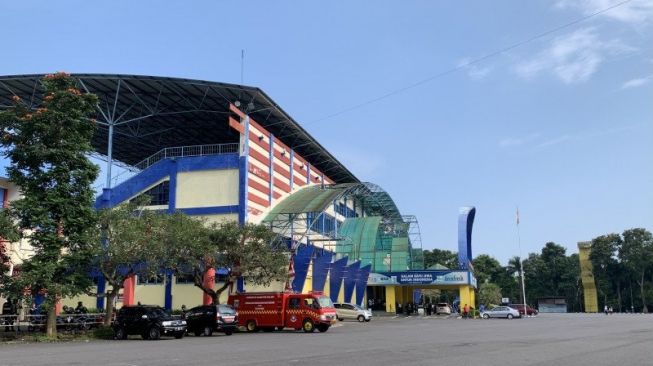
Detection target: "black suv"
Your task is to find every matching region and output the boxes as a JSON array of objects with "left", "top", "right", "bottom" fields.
[
  {"left": 113, "top": 305, "right": 186, "bottom": 340},
  {"left": 185, "top": 304, "right": 238, "bottom": 336}
]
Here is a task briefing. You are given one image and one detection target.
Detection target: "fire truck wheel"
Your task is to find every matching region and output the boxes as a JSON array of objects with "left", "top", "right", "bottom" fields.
[
  {"left": 302, "top": 319, "right": 315, "bottom": 333},
  {"left": 246, "top": 320, "right": 258, "bottom": 332},
  {"left": 317, "top": 324, "right": 329, "bottom": 333}
]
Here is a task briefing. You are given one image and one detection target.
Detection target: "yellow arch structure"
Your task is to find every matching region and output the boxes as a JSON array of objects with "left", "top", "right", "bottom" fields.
[{"left": 578, "top": 242, "right": 598, "bottom": 313}]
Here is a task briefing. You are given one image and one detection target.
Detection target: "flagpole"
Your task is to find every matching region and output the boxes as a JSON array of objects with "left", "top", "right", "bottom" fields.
[{"left": 516, "top": 206, "right": 528, "bottom": 317}]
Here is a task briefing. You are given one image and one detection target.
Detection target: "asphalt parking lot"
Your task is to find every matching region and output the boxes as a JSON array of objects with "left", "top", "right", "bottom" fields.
[{"left": 0, "top": 313, "right": 651, "bottom": 366}]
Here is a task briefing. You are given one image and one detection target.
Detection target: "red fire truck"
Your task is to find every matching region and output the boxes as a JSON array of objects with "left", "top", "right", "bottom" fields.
[{"left": 228, "top": 291, "right": 337, "bottom": 333}]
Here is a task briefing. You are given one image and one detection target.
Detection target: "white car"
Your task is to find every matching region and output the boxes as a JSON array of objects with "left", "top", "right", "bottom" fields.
[
  {"left": 333, "top": 303, "right": 372, "bottom": 322},
  {"left": 435, "top": 303, "right": 452, "bottom": 315}
]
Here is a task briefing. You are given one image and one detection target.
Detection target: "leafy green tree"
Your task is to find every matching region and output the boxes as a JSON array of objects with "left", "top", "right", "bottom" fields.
[
  {"left": 507, "top": 256, "right": 525, "bottom": 303},
  {"left": 91, "top": 199, "right": 168, "bottom": 325},
  {"left": 540, "top": 242, "right": 568, "bottom": 296},
  {"left": 619, "top": 228, "right": 653, "bottom": 313},
  {"left": 423, "top": 249, "right": 458, "bottom": 269},
  {"left": 472, "top": 254, "right": 502, "bottom": 285},
  {"left": 478, "top": 282, "right": 502, "bottom": 307},
  {"left": 0, "top": 72, "right": 99, "bottom": 337},
  {"left": 165, "top": 220, "right": 288, "bottom": 304},
  {"left": 590, "top": 234, "right": 623, "bottom": 309},
  {"left": 0, "top": 210, "right": 20, "bottom": 295}
]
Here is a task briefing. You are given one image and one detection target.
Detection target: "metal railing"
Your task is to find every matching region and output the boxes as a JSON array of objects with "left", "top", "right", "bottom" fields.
[
  {"left": 134, "top": 143, "right": 239, "bottom": 171},
  {"left": 1, "top": 313, "right": 105, "bottom": 333},
  {"left": 110, "top": 143, "right": 239, "bottom": 187}
]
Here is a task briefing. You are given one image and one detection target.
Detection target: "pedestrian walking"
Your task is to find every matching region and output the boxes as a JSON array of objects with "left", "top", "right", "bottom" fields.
[
  {"left": 463, "top": 303, "right": 470, "bottom": 319},
  {"left": 604, "top": 305, "right": 608, "bottom": 315}
]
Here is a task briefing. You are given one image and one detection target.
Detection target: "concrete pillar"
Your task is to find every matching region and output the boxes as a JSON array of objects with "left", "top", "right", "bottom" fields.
[
  {"left": 123, "top": 275, "right": 135, "bottom": 306},
  {"left": 203, "top": 268, "right": 215, "bottom": 305},
  {"left": 385, "top": 286, "right": 396, "bottom": 313},
  {"left": 458, "top": 285, "right": 474, "bottom": 311}
]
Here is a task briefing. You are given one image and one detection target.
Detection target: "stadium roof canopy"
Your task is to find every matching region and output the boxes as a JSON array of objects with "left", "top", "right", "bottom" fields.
[{"left": 0, "top": 74, "right": 358, "bottom": 183}]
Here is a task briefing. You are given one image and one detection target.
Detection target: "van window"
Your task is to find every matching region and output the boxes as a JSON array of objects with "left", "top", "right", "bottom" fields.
[
  {"left": 303, "top": 298, "right": 319, "bottom": 309},
  {"left": 288, "top": 298, "right": 301, "bottom": 309}
]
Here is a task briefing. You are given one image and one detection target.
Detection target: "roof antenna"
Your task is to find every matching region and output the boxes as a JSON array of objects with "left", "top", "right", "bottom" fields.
[{"left": 240, "top": 49, "right": 245, "bottom": 85}]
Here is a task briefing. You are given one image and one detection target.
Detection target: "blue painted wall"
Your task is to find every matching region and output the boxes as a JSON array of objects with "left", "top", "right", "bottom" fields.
[
  {"left": 457, "top": 206, "right": 476, "bottom": 270},
  {"left": 343, "top": 261, "right": 361, "bottom": 303},
  {"left": 312, "top": 249, "right": 333, "bottom": 292},
  {"left": 292, "top": 245, "right": 315, "bottom": 292},
  {"left": 329, "top": 257, "right": 348, "bottom": 303},
  {"left": 355, "top": 265, "right": 371, "bottom": 306}
]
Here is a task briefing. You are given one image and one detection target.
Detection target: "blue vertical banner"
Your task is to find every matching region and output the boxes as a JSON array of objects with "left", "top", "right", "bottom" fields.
[
  {"left": 164, "top": 271, "right": 173, "bottom": 310},
  {"left": 292, "top": 244, "right": 315, "bottom": 292},
  {"left": 457, "top": 206, "right": 476, "bottom": 270},
  {"left": 312, "top": 250, "right": 333, "bottom": 292},
  {"left": 96, "top": 275, "right": 106, "bottom": 310},
  {"left": 329, "top": 257, "right": 348, "bottom": 303},
  {"left": 355, "top": 264, "right": 371, "bottom": 306},
  {"left": 343, "top": 261, "right": 361, "bottom": 303}
]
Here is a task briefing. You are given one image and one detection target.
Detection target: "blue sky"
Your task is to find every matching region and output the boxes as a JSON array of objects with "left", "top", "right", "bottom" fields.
[{"left": 1, "top": 0, "right": 651, "bottom": 264}]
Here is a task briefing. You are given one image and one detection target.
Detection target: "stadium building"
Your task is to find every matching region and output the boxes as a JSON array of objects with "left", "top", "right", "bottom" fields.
[{"left": 0, "top": 74, "right": 476, "bottom": 313}]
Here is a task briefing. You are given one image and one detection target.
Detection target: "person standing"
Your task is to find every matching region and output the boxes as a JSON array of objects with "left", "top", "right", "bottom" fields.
[
  {"left": 2, "top": 298, "right": 17, "bottom": 332},
  {"left": 604, "top": 305, "right": 608, "bottom": 315},
  {"left": 463, "top": 303, "right": 470, "bottom": 319}
]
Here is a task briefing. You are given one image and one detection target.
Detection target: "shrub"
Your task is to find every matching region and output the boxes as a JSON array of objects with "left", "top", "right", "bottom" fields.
[{"left": 92, "top": 325, "right": 115, "bottom": 340}]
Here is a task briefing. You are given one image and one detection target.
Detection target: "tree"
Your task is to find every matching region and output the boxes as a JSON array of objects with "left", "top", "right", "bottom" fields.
[
  {"left": 590, "top": 234, "right": 623, "bottom": 309},
  {"left": 478, "top": 282, "right": 502, "bottom": 307},
  {"left": 0, "top": 72, "right": 99, "bottom": 337},
  {"left": 619, "top": 228, "right": 653, "bottom": 313},
  {"left": 0, "top": 210, "right": 20, "bottom": 294},
  {"left": 166, "top": 220, "right": 288, "bottom": 304},
  {"left": 91, "top": 199, "right": 167, "bottom": 325},
  {"left": 423, "top": 249, "right": 458, "bottom": 269},
  {"left": 472, "top": 254, "right": 502, "bottom": 285},
  {"left": 505, "top": 256, "right": 525, "bottom": 303}
]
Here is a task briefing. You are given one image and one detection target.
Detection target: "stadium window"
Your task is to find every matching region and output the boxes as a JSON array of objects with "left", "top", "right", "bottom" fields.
[
  {"left": 137, "top": 274, "right": 165, "bottom": 285},
  {"left": 175, "top": 273, "right": 195, "bottom": 284},
  {"left": 132, "top": 180, "right": 170, "bottom": 206}
]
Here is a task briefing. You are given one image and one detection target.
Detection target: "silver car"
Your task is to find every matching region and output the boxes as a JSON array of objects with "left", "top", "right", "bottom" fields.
[
  {"left": 333, "top": 303, "right": 372, "bottom": 322},
  {"left": 481, "top": 306, "right": 521, "bottom": 319}
]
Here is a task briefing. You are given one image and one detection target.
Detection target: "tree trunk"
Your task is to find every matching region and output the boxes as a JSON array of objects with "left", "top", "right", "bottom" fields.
[
  {"left": 46, "top": 305, "right": 57, "bottom": 338},
  {"left": 104, "top": 291, "right": 117, "bottom": 326},
  {"left": 212, "top": 280, "right": 232, "bottom": 304},
  {"left": 640, "top": 272, "right": 648, "bottom": 313}
]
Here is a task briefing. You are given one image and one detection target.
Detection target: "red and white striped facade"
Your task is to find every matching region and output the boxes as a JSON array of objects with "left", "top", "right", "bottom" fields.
[{"left": 228, "top": 104, "right": 335, "bottom": 222}]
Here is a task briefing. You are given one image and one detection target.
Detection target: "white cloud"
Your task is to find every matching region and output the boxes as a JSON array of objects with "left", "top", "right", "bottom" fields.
[
  {"left": 499, "top": 133, "right": 541, "bottom": 148},
  {"left": 457, "top": 58, "right": 492, "bottom": 80},
  {"left": 537, "top": 135, "right": 571, "bottom": 148},
  {"left": 556, "top": 0, "right": 653, "bottom": 24},
  {"left": 515, "top": 27, "right": 633, "bottom": 84},
  {"left": 621, "top": 74, "right": 653, "bottom": 89}
]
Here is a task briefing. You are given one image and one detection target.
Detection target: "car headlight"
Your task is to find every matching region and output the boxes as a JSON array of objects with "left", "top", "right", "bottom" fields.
[
  {"left": 320, "top": 314, "right": 328, "bottom": 321},
  {"left": 162, "top": 321, "right": 172, "bottom": 326}
]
